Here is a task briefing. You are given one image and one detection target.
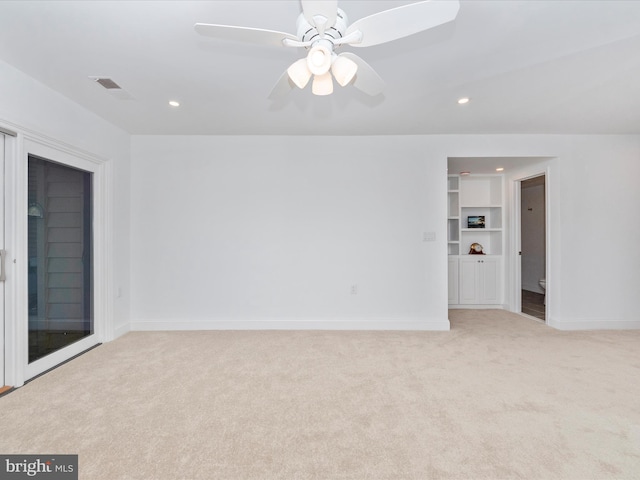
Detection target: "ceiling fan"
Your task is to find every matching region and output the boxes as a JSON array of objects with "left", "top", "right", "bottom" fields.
[{"left": 194, "top": 0, "right": 460, "bottom": 98}]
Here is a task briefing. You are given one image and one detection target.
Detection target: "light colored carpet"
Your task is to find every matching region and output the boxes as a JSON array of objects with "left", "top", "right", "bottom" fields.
[{"left": 1, "top": 309, "right": 640, "bottom": 479}]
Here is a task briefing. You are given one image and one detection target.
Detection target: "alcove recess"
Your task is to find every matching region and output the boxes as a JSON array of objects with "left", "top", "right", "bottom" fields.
[
  {"left": 448, "top": 174, "right": 504, "bottom": 255},
  {"left": 448, "top": 174, "right": 504, "bottom": 306},
  {"left": 458, "top": 175, "right": 502, "bottom": 256}
]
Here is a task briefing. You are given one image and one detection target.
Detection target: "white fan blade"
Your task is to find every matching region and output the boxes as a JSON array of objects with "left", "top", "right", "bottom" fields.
[
  {"left": 339, "top": 53, "right": 385, "bottom": 96},
  {"left": 268, "top": 70, "right": 296, "bottom": 100},
  {"left": 345, "top": 0, "right": 460, "bottom": 48},
  {"left": 194, "top": 23, "right": 297, "bottom": 47},
  {"left": 301, "top": 0, "right": 338, "bottom": 35}
]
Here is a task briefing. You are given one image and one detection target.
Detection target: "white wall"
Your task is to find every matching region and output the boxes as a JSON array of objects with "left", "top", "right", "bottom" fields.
[
  {"left": 553, "top": 136, "right": 640, "bottom": 329},
  {"left": 0, "top": 59, "right": 131, "bottom": 337},
  {"left": 130, "top": 134, "right": 640, "bottom": 331},
  {"left": 130, "top": 135, "right": 448, "bottom": 330}
]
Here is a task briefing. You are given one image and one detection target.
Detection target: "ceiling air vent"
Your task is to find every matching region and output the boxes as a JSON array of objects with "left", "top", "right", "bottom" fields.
[
  {"left": 92, "top": 77, "right": 122, "bottom": 89},
  {"left": 88, "top": 76, "right": 133, "bottom": 100}
]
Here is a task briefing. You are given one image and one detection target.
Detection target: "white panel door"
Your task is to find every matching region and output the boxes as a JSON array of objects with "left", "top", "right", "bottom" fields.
[
  {"left": 480, "top": 256, "right": 500, "bottom": 304},
  {"left": 459, "top": 257, "right": 479, "bottom": 304}
]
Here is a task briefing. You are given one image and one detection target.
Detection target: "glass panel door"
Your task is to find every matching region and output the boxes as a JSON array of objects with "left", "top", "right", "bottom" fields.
[{"left": 28, "top": 155, "right": 93, "bottom": 363}]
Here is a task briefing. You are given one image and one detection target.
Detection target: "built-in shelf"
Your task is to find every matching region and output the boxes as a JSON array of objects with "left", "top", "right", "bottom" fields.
[
  {"left": 448, "top": 173, "right": 504, "bottom": 306},
  {"left": 461, "top": 228, "right": 501, "bottom": 232},
  {"left": 447, "top": 176, "right": 461, "bottom": 256},
  {"left": 458, "top": 175, "right": 503, "bottom": 255}
]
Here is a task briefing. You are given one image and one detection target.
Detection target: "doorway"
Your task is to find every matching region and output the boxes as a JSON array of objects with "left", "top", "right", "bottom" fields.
[{"left": 519, "top": 174, "right": 546, "bottom": 321}]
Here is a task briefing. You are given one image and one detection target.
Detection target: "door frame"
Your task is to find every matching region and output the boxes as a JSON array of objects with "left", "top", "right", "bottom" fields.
[
  {"left": 2, "top": 125, "right": 112, "bottom": 387},
  {"left": 1, "top": 127, "right": 18, "bottom": 387},
  {"left": 1, "top": 133, "right": 6, "bottom": 386},
  {"left": 510, "top": 167, "right": 550, "bottom": 319}
]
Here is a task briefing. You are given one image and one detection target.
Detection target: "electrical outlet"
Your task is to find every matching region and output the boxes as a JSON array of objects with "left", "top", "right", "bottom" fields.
[{"left": 350, "top": 284, "right": 358, "bottom": 295}]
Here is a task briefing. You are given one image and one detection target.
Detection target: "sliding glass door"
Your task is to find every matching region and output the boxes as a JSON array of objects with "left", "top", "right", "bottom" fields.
[
  {"left": 0, "top": 135, "right": 5, "bottom": 387},
  {"left": 27, "top": 155, "right": 93, "bottom": 363}
]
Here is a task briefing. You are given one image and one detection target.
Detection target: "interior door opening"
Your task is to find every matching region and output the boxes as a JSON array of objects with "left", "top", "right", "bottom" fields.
[
  {"left": 519, "top": 174, "right": 546, "bottom": 321},
  {"left": 27, "top": 154, "right": 93, "bottom": 363}
]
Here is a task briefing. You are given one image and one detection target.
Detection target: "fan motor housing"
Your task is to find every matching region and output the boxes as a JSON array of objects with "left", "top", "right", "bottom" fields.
[{"left": 296, "top": 8, "right": 348, "bottom": 48}]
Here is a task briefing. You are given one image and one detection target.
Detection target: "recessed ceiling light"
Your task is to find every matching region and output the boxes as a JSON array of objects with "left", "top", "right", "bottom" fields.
[
  {"left": 169, "top": 100, "right": 180, "bottom": 107},
  {"left": 496, "top": 167, "right": 504, "bottom": 172},
  {"left": 460, "top": 171, "right": 470, "bottom": 175},
  {"left": 457, "top": 97, "right": 470, "bottom": 105}
]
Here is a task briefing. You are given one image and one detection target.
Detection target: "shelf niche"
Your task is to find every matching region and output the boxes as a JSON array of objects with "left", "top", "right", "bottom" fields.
[
  {"left": 459, "top": 175, "right": 502, "bottom": 206},
  {"left": 447, "top": 172, "right": 504, "bottom": 306},
  {"left": 458, "top": 174, "right": 503, "bottom": 255}
]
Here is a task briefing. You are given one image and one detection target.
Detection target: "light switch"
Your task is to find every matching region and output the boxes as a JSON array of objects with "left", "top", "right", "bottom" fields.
[{"left": 423, "top": 231, "right": 436, "bottom": 242}]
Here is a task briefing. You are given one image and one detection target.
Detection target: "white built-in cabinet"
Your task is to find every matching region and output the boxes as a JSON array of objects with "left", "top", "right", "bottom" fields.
[
  {"left": 459, "top": 256, "right": 501, "bottom": 304},
  {"left": 448, "top": 174, "right": 504, "bottom": 307}
]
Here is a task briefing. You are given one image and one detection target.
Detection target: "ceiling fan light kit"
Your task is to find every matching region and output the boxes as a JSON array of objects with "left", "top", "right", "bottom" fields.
[
  {"left": 306, "top": 43, "right": 333, "bottom": 76},
  {"left": 287, "top": 58, "right": 312, "bottom": 89},
  {"left": 331, "top": 54, "right": 358, "bottom": 87},
  {"left": 194, "top": 0, "right": 460, "bottom": 99},
  {"left": 312, "top": 71, "right": 334, "bottom": 96}
]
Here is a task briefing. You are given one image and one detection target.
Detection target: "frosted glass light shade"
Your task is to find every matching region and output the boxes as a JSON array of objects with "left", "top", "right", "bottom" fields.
[
  {"left": 287, "top": 59, "right": 312, "bottom": 89},
  {"left": 312, "top": 72, "right": 333, "bottom": 96},
  {"left": 306, "top": 45, "right": 332, "bottom": 75},
  {"left": 332, "top": 55, "right": 358, "bottom": 87}
]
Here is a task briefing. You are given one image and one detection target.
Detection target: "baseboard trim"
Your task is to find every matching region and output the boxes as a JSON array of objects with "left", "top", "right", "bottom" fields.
[
  {"left": 522, "top": 283, "right": 544, "bottom": 294},
  {"left": 448, "top": 304, "right": 506, "bottom": 310},
  {"left": 113, "top": 322, "right": 131, "bottom": 339},
  {"left": 130, "top": 317, "right": 451, "bottom": 332},
  {"left": 548, "top": 317, "right": 640, "bottom": 331}
]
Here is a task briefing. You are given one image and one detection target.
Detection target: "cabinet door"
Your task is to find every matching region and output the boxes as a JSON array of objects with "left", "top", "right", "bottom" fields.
[
  {"left": 459, "top": 256, "right": 502, "bottom": 305},
  {"left": 480, "top": 257, "right": 500, "bottom": 304},
  {"left": 459, "top": 257, "right": 479, "bottom": 304},
  {"left": 448, "top": 257, "right": 459, "bottom": 304}
]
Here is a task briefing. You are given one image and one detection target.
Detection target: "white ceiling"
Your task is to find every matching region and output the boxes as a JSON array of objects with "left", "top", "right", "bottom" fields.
[{"left": 1, "top": 0, "right": 640, "bottom": 136}]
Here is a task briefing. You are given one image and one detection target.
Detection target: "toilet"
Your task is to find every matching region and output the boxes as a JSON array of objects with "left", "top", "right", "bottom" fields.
[{"left": 539, "top": 278, "right": 546, "bottom": 305}]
